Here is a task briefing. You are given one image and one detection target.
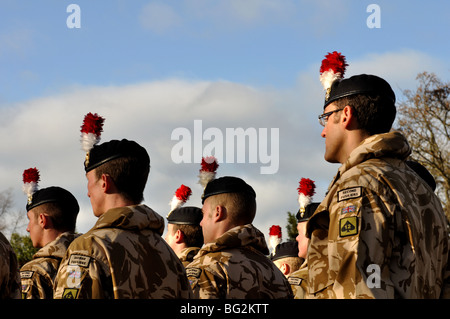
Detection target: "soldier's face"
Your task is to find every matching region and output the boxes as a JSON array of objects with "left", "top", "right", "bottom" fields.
[
  {"left": 321, "top": 102, "right": 345, "bottom": 164},
  {"left": 86, "top": 169, "right": 104, "bottom": 217},
  {"left": 296, "top": 221, "right": 309, "bottom": 259},
  {"left": 164, "top": 224, "right": 177, "bottom": 249},
  {"left": 26, "top": 209, "right": 44, "bottom": 248},
  {"left": 201, "top": 197, "right": 216, "bottom": 244}
]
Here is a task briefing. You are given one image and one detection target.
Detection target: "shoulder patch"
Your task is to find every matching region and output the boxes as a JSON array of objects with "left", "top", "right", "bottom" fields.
[
  {"left": 68, "top": 254, "right": 91, "bottom": 268},
  {"left": 20, "top": 271, "right": 34, "bottom": 279},
  {"left": 337, "top": 187, "right": 362, "bottom": 202},
  {"left": 21, "top": 283, "right": 30, "bottom": 294},
  {"left": 341, "top": 205, "right": 357, "bottom": 215},
  {"left": 288, "top": 277, "right": 303, "bottom": 286},
  {"left": 339, "top": 216, "right": 359, "bottom": 237},
  {"left": 62, "top": 288, "right": 79, "bottom": 299},
  {"left": 186, "top": 267, "right": 202, "bottom": 278}
]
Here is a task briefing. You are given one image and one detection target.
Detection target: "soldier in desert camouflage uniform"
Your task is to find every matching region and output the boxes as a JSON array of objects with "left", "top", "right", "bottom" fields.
[
  {"left": 165, "top": 206, "right": 203, "bottom": 267},
  {"left": 20, "top": 184, "right": 80, "bottom": 299},
  {"left": 271, "top": 241, "right": 303, "bottom": 277},
  {"left": 21, "top": 232, "right": 78, "bottom": 299},
  {"left": 307, "top": 53, "right": 449, "bottom": 298},
  {"left": 288, "top": 202, "right": 319, "bottom": 299},
  {"left": 186, "top": 176, "right": 293, "bottom": 299},
  {"left": 0, "top": 232, "right": 21, "bottom": 299},
  {"left": 54, "top": 115, "right": 192, "bottom": 299}
]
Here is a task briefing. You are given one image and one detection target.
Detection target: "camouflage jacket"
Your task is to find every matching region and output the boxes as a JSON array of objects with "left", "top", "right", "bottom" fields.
[
  {"left": 306, "top": 131, "right": 449, "bottom": 298},
  {"left": 185, "top": 224, "right": 293, "bottom": 299},
  {"left": 20, "top": 231, "right": 78, "bottom": 299},
  {"left": 53, "top": 205, "right": 193, "bottom": 299},
  {"left": 0, "top": 232, "right": 21, "bottom": 299},
  {"left": 178, "top": 247, "right": 200, "bottom": 268},
  {"left": 288, "top": 261, "right": 308, "bottom": 299}
]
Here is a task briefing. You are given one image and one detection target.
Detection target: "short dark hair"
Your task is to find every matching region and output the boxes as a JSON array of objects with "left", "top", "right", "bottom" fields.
[
  {"left": 173, "top": 224, "right": 204, "bottom": 248},
  {"left": 334, "top": 93, "right": 396, "bottom": 135},
  {"left": 94, "top": 156, "right": 149, "bottom": 203},
  {"left": 208, "top": 192, "right": 257, "bottom": 225},
  {"left": 33, "top": 202, "right": 78, "bottom": 232}
]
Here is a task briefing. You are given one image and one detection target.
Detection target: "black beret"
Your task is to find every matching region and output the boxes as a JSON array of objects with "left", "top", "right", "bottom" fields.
[
  {"left": 85, "top": 139, "right": 150, "bottom": 172},
  {"left": 167, "top": 206, "right": 203, "bottom": 225},
  {"left": 26, "top": 186, "right": 79, "bottom": 215},
  {"left": 270, "top": 241, "right": 299, "bottom": 261},
  {"left": 296, "top": 202, "right": 320, "bottom": 223},
  {"left": 202, "top": 176, "right": 256, "bottom": 204},
  {"left": 324, "top": 74, "right": 396, "bottom": 108}
]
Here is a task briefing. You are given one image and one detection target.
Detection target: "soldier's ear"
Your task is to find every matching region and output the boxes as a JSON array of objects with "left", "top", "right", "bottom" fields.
[
  {"left": 214, "top": 205, "right": 227, "bottom": 222},
  {"left": 341, "top": 105, "right": 357, "bottom": 129},
  {"left": 101, "top": 174, "right": 116, "bottom": 194},
  {"left": 280, "top": 263, "right": 290, "bottom": 276},
  {"left": 39, "top": 213, "right": 53, "bottom": 230},
  {"left": 175, "top": 229, "right": 184, "bottom": 243}
]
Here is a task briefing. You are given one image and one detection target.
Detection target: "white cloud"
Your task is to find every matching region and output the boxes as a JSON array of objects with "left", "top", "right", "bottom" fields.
[
  {"left": 0, "top": 76, "right": 333, "bottom": 239},
  {"left": 348, "top": 49, "right": 445, "bottom": 93},
  {"left": 1, "top": 48, "right": 446, "bottom": 242}
]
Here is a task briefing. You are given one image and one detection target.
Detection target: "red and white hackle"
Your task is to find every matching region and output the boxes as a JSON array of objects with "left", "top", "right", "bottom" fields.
[
  {"left": 168, "top": 184, "right": 192, "bottom": 218},
  {"left": 80, "top": 112, "right": 105, "bottom": 165},
  {"left": 297, "top": 177, "right": 316, "bottom": 218},
  {"left": 22, "top": 167, "right": 40, "bottom": 205},
  {"left": 198, "top": 156, "right": 219, "bottom": 189},
  {"left": 319, "top": 51, "right": 348, "bottom": 99}
]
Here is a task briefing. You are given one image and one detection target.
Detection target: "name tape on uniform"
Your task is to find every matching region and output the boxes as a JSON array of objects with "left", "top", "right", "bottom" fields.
[
  {"left": 288, "top": 277, "right": 303, "bottom": 286},
  {"left": 337, "top": 187, "right": 362, "bottom": 202},
  {"left": 68, "top": 254, "right": 91, "bottom": 268},
  {"left": 186, "top": 267, "right": 202, "bottom": 278},
  {"left": 20, "top": 271, "right": 34, "bottom": 279}
]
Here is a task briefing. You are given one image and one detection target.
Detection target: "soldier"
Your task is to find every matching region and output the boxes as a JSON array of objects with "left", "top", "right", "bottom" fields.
[
  {"left": 306, "top": 51, "right": 449, "bottom": 298},
  {"left": 186, "top": 175, "right": 293, "bottom": 299},
  {"left": 0, "top": 232, "right": 21, "bottom": 299},
  {"left": 286, "top": 178, "right": 318, "bottom": 299},
  {"left": 53, "top": 113, "right": 192, "bottom": 299},
  {"left": 165, "top": 206, "right": 203, "bottom": 267},
  {"left": 20, "top": 168, "right": 80, "bottom": 299},
  {"left": 270, "top": 241, "right": 303, "bottom": 277},
  {"left": 165, "top": 184, "right": 203, "bottom": 267},
  {"left": 288, "top": 202, "right": 319, "bottom": 299}
]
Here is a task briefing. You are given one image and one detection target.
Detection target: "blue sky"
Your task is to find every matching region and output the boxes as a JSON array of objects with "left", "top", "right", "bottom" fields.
[
  {"left": 1, "top": 1, "right": 449, "bottom": 239},
  {"left": 2, "top": 1, "right": 449, "bottom": 103}
]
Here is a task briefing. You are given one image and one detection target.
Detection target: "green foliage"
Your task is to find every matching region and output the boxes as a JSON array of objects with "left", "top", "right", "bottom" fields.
[
  {"left": 10, "top": 233, "right": 38, "bottom": 268},
  {"left": 286, "top": 211, "right": 298, "bottom": 242}
]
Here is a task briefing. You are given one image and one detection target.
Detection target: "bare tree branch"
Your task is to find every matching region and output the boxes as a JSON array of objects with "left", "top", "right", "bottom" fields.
[{"left": 396, "top": 72, "right": 450, "bottom": 219}]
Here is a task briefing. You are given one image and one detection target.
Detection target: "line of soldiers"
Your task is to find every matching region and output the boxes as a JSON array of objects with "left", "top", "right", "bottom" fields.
[{"left": 1, "top": 51, "right": 449, "bottom": 299}]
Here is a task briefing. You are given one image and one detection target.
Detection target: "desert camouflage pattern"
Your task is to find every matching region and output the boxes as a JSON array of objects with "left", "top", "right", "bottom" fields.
[
  {"left": 306, "top": 131, "right": 449, "bottom": 298},
  {"left": 177, "top": 247, "right": 200, "bottom": 268},
  {"left": 186, "top": 224, "right": 293, "bottom": 299},
  {"left": 288, "top": 261, "right": 308, "bottom": 299},
  {"left": 20, "top": 231, "right": 78, "bottom": 299},
  {"left": 53, "top": 205, "right": 193, "bottom": 299},
  {"left": 0, "top": 232, "right": 21, "bottom": 299}
]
